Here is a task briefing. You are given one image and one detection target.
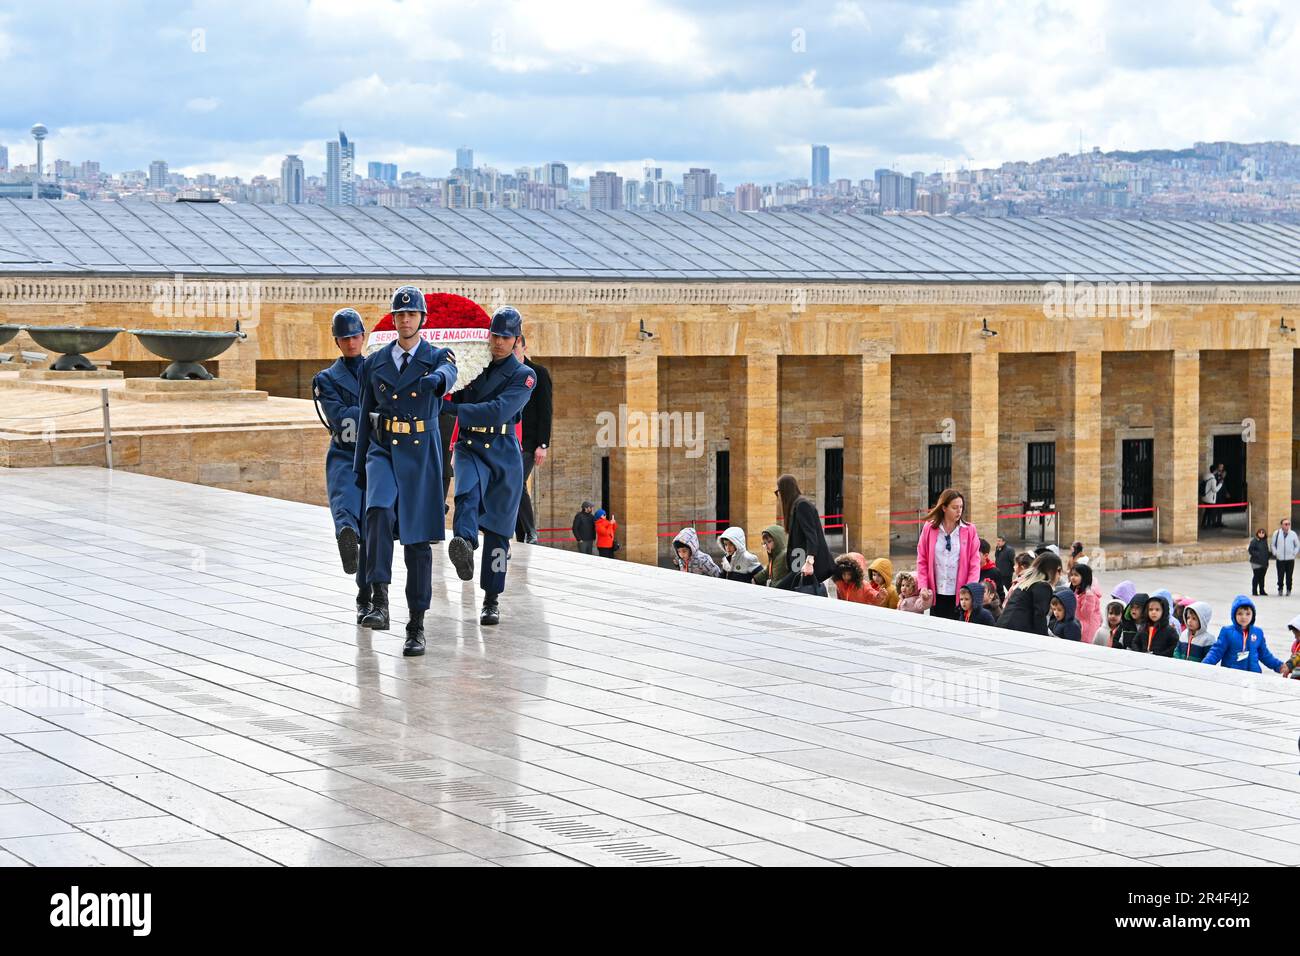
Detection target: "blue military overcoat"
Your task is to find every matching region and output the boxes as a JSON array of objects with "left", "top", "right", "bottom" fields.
[
  {"left": 312, "top": 356, "right": 364, "bottom": 536},
  {"left": 449, "top": 354, "right": 536, "bottom": 539},
  {"left": 353, "top": 339, "right": 457, "bottom": 546}
]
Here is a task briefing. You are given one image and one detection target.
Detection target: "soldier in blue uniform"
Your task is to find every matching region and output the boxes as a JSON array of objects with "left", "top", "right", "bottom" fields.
[
  {"left": 353, "top": 286, "right": 458, "bottom": 657},
  {"left": 446, "top": 306, "right": 536, "bottom": 626},
  {"left": 312, "top": 308, "right": 371, "bottom": 625}
]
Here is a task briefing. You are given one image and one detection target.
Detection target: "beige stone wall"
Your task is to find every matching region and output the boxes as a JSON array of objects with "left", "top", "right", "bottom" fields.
[{"left": 6, "top": 278, "right": 1300, "bottom": 565}]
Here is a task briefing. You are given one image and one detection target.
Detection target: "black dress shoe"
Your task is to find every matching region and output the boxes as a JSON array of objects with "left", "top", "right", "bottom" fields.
[
  {"left": 403, "top": 611, "right": 426, "bottom": 657},
  {"left": 337, "top": 526, "right": 360, "bottom": 575},
  {"left": 448, "top": 536, "right": 475, "bottom": 582},
  {"left": 360, "top": 583, "right": 389, "bottom": 631},
  {"left": 480, "top": 597, "right": 500, "bottom": 626},
  {"left": 355, "top": 585, "right": 372, "bottom": 626}
]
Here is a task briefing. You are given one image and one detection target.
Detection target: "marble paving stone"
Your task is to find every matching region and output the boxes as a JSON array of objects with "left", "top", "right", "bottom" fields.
[{"left": 3, "top": 468, "right": 1300, "bottom": 866}]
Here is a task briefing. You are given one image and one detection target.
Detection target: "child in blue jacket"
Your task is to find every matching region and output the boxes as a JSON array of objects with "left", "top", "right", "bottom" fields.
[{"left": 1202, "top": 595, "right": 1290, "bottom": 674}]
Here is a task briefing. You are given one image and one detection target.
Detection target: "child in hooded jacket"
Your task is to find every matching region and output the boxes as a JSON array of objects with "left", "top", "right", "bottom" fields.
[
  {"left": 1047, "top": 588, "right": 1082, "bottom": 641},
  {"left": 1203, "top": 596, "right": 1288, "bottom": 674},
  {"left": 868, "top": 557, "right": 899, "bottom": 609},
  {"left": 718, "top": 527, "right": 762, "bottom": 583},
  {"left": 1094, "top": 600, "right": 1126, "bottom": 647},
  {"left": 958, "top": 581, "right": 997, "bottom": 626},
  {"left": 895, "top": 570, "right": 932, "bottom": 614},
  {"left": 671, "top": 527, "right": 722, "bottom": 577},
  {"left": 753, "top": 524, "right": 787, "bottom": 587},
  {"left": 1174, "top": 601, "right": 1214, "bottom": 662},
  {"left": 1117, "top": 591, "right": 1149, "bottom": 650},
  {"left": 833, "top": 553, "right": 878, "bottom": 604},
  {"left": 1129, "top": 594, "right": 1179, "bottom": 656}
]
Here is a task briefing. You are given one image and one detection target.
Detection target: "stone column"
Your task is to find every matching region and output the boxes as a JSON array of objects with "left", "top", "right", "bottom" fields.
[
  {"left": 1154, "top": 349, "right": 1200, "bottom": 545},
  {"left": 1058, "top": 350, "right": 1102, "bottom": 548},
  {"left": 966, "top": 350, "right": 999, "bottom": 535},
  {"left": 1247, "top": 347, "right": 1294, "bottom": 535},
  {"left": 727, "top": 353, "right": 780, "bottom": 536},
  {"left": 613, "top": 352, "right": 659, "bottom": 565},
  {"left": 844, "top": 353, "right": 892, "bottom": 558}
]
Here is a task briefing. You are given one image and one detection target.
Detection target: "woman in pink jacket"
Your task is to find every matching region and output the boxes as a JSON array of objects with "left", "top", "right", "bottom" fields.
[{"left": 915, "top": 488, "right": 981, "bottom": 621}]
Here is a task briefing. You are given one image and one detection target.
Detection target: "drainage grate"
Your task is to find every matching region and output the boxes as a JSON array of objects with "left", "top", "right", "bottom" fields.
[
  {"left": 1090, "top": 687, "right": 1163, "bottom": 701},
  {"left": 838, "top": 636, "right": 888, "bottom": 647},
  {"left": 249, "top": 718, "right": 309, "bottom": 734},
  {"left": 1157, "top": 700, "right": 1220, "bottom": 713},
  {"left": 424, "top": 781, "right": 493, "bottom": 801},
  {"left": 286, "top": 732, "right": 349, "bottom": 747},
  {"left": 150, "top": 682, "right": 200, "bottom": 695},
  {"left": 214, "top": 705, "right": 265, "bottom": 718},
  {"left": 317, "top": 745, "right": 392, "bottom": 763},
  {"left": 114, "top": 671, "right": 168, "bottom": 683},
  {"left": 926, "top": 655, "right": 980, "bottom": 668},
  {"left": 879, "top": 646, "right": 937, "bottom": 658},
  {"left": 978, "top": 666, "right": 1039, "bottom": 678},
  {"left": 480, "top": 798, "right": 555, "bottom": 821},
  {"left": 179, "top": 693, "right": 229, "bottom": 706},
  {"left": 535, "top": 818, "right": 615, "bottom": 841},
  {"left": 372, "top": 761, "right": 445, "bottom": 782},
  {"left": 596, "top": 840, "right": 681, "bottom": 864},
  {"left": 89, "top": 660, "right": 128, "bottom": 671}
]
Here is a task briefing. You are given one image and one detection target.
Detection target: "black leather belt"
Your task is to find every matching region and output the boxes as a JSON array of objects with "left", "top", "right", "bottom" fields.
[
  {"left": 467, "top": 424, "right": 509, "bottom": 435},
  {"left": 383, "top": 418, "right": 426, "bottom": 434}
]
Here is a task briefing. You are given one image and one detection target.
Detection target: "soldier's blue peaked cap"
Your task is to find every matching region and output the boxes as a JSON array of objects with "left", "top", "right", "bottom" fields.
[
  {"left": 391, "top": 285, "right": 426, "bottom": 313},
  {"left": 490, "top": 305, "right": 522, "bottom": 338},
  {"left": 330, "top": 307, "right": 365, "bottom": 338}
]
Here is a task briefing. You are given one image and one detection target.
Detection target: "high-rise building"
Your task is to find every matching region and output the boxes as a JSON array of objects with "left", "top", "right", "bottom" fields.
[
  {"left": 326, "top": 131, "right": 355, "bottom": 206},
  {"left": 623, "top": 179, "right": 640, "bottom": 210},
  {"left": 542, "top": 162, "right": 569, "bottom": 189},
  {"left": 79, "top": 161, "right": 100, "bottom": 181},
  {"left": 734, "top": 183, "right": 763, "bottom": 211},
  {"left": 280, "top": 155, "right": 305, "bottom": 204},
  {"left": 149, "top": 160, "right": 169, "bottom": 190},
  {"left": 0, "top": 145, "right": 7, "bottom": 171},
  {"left": 589, "top": 171, "right": 624, "bottom": 210},
  {"left": 456, "top": 146, "right": 473, "bottom": 172},
  {"left": 811, "top": 145, "right": 830, "bottom": 188},
  {"left": 367, "top": 162, "right": 397, "bottom": 183},
  {"left": 876, "top": 170, "right": 915, "bottom": 211},
  {"left": 681, "top": 168, "right": 717, "bottom": 212}
]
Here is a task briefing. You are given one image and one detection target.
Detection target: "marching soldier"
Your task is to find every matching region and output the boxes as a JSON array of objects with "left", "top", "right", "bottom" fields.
[
  {"left": 445, "top": 305, "right": 536, "bottom": 626},
  {"left": 312, "top": 308, "right": 370, "bottom": 624},
  {"left": 353, "top": 286, "right": 458, "bottom": 657}
]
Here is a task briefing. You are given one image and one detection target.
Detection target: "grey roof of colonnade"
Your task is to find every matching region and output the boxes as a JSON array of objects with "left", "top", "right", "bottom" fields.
[{"left": 0, "top": 198, "right": 1298, "bottom": 283}]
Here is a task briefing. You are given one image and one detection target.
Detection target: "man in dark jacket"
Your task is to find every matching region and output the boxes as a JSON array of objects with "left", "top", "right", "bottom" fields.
[
  {"left": 514, "top": 336, "right": 552, "bottom": 544},
  {"left": 994, "top": 536, "right": 1016, "bottom": 591},
  {"left": 572, "top": 501, "right": 596, "bottom": 555}
]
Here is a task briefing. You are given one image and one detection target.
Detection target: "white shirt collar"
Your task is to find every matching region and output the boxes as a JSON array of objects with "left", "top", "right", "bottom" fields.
[{"left": 390, "top": 339, "right": 419, "bottom": 368}]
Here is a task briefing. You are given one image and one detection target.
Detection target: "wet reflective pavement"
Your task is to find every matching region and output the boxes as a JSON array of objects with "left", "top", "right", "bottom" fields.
[{"left": 2, "top": 467, "right": 1299, "bottom": 867}]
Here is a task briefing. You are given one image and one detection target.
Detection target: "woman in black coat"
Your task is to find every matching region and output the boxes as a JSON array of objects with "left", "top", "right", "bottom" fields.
[
  {"left": 997, "top": 553, "right": 1063, "bottom": 635},
  {"left": 776, "top": 474, "right": 834, "bottom": 586}
]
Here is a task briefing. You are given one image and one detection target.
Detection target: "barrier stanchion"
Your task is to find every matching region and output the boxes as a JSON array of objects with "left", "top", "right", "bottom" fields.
[{"left": 101, "top": 388, "right": 113, "bottom": 470}]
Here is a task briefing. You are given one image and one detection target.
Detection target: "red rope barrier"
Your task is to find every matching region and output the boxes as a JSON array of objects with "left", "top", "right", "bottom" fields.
[
  {"left": 1198, "top": 502, "right": 1248, "bottom": 510},
  {"left": 1100, "top": 507, "right": 1155, "bottom": 515}
]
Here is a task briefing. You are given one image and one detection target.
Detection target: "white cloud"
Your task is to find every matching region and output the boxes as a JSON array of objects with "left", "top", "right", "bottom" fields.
[
  {"left": 186, "top": 97, "right": 220, "bottom": 113},
  {"left": 831, "top": 2, "right": 871, "bottom": 29}
]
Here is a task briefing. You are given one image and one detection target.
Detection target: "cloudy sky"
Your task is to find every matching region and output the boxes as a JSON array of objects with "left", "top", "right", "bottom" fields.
[{"left": 1, "top": 0, "right": 1297, "bottom": 185}]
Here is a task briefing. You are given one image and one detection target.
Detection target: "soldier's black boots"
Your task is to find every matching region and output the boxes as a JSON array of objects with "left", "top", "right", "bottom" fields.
[
  {"left": 360, "top": 583, "right": 389, "bottom": 630},
  {"left": 337, "top": 526, "right": 360, "bottom": 575},
  {"left": 480, "top": 592, "right": 500, "bottom": 626},
  {"left": 355, "top": 585, "right": 372, "bottom": 626},
  {"left": 403, "top": 610, "right": 426, "bottom": 657},
  {"left": 448, "top": 536, "right": 475, "bottom": 582}
]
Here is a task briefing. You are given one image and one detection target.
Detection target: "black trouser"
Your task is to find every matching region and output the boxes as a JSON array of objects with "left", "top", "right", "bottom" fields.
[
  {"left": 931, "top": 592, "right": 959, "bottom": 620},
  {"left": 440, "top": 413, "right": 457, "bottom": 504},
  {"left": 598, "top": 546, "right": 616, "bottom": 559},
  {"left": 364, "top": 506, "right": 432, "bottom": 612},
  {"left": 1278, "top": 559, "right": 1295, "bottom": 593},
  {"left": 577, "top": 541, "right": 595, "bottom": 555},
  {"left": 515, "top": 444, "right": 537, "bottom": 542},
  {"left": 463, "top": 529, "right": 510, "bottom": 595},
  {"left": 1252, "top": 565, "right": 1268, "bottom": 595}
]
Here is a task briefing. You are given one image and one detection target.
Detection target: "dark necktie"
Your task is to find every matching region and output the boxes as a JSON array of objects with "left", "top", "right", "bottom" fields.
[{"left": 400, "top": 352, "right": 409, "bottom": 375}]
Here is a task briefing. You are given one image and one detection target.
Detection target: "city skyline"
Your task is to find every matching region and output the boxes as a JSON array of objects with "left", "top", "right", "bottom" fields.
[{"left": 1, "top": 0, "right": 1297, "bottom": 185}]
